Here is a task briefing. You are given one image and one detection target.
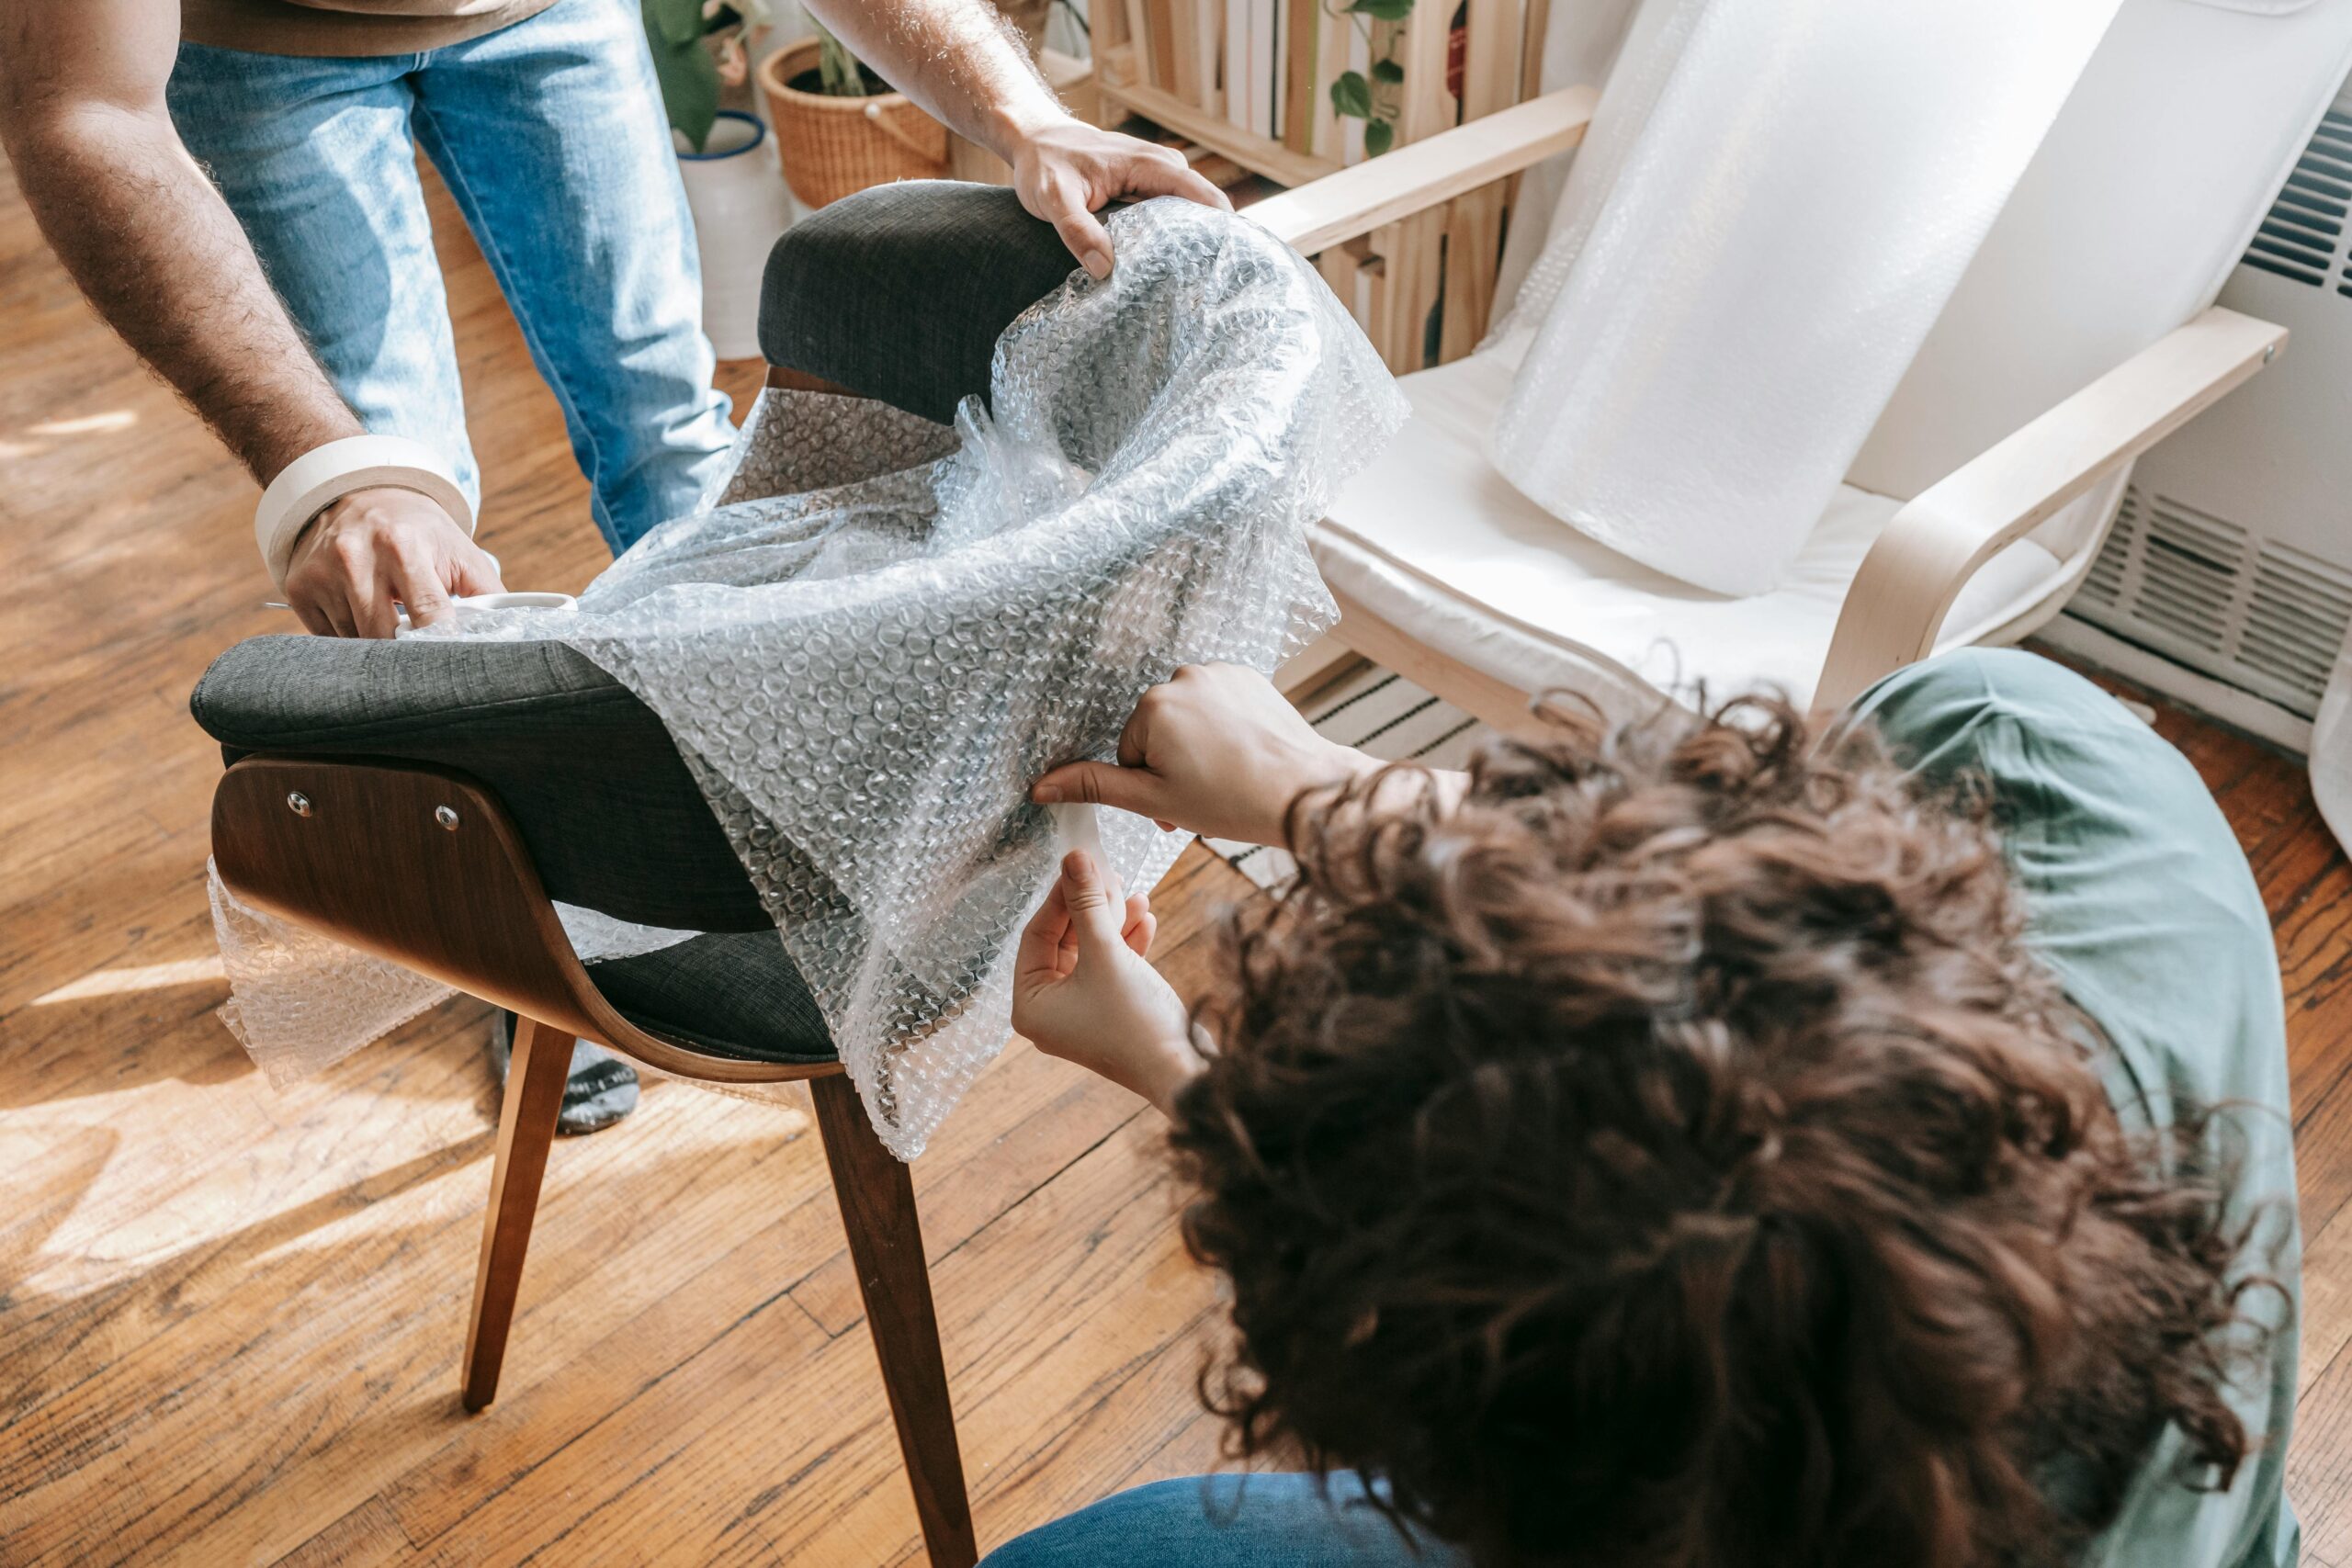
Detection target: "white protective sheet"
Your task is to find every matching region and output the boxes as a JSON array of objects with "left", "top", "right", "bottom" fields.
[
  {"left": 1487, "top": 0, "right": 2126, "bottom": 597},
  {"left": 212, "top": 199, "right": 1407, "bottom": 1158}
]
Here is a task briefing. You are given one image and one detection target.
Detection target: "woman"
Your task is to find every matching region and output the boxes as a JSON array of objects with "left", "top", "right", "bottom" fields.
[{"left": 994, "top": 648, "right": 2299, "bottom": 1568}]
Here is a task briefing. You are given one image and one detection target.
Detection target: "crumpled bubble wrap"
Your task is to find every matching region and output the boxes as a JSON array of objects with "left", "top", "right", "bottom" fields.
[
  {"left": 212, "top": 198, "right": 1407, "bottom": 1157},
  {"left": 209, "top": 861, "right": 701, "bottom": 1088},
  {"left": 210, "top": 863, "right": 454, "bottom": 1089}
]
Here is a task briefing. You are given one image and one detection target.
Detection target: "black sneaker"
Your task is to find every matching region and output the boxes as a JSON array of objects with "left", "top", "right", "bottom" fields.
[{"left": 487, "top": 1011, "right": 640, "bottom": 1135}]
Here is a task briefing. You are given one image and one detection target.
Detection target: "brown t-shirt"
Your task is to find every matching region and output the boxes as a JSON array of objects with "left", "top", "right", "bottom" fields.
[{"left": 181, "top": 0, "right": 560, "bottom": 57}]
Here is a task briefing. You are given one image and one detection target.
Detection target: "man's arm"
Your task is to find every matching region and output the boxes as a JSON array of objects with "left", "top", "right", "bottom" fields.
[
  {"left": 0, "top": 0, "right": 497, "bottom": 636},
  {"left": 800, "top": 0, "right": 1229, "bottom": 277}
]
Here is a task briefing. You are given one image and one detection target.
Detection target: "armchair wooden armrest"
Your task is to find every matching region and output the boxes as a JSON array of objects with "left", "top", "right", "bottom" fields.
[
  {"left": 1814, "top": 305, "right": 2287, "bottom": 713},
  {"left": 1248, "top": 86, "right": 1600, "bottom": 257}
]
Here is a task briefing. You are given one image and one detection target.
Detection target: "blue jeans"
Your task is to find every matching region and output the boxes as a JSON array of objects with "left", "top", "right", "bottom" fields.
[
  {"left": 167, "top": 0, "right": 735, "bottom": 554},
  {"left": 979, "top": 1474, "right": 1471, "bottom": 1566}
]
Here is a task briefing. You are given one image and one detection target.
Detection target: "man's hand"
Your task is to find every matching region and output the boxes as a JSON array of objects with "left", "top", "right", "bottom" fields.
[
  {"left": 795, "top": 0, "right": 1229, "bottom": 276},
  {"left": 1012, "top": 850, "right": 1200, "bottom": 1114},
  {"left": 1007, "top": 117, "right": 1231, "bottom": 278},
  {"left": 1032, "top": 664, "right": 1377, "bottom": 848},
  {"left": 281, "top": 487, "right": 504, "bottom": 637}
]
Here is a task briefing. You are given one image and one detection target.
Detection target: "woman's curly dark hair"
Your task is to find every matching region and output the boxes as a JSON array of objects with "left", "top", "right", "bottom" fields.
[{"left": 1170, "top": 695, "right": 2270, "bottom": 1568}]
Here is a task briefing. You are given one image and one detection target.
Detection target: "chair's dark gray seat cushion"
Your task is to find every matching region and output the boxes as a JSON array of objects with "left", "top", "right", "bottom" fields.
[
  {"left": 760, "top": 179, "right": 1080, "bottom": 423},
  {"left": 195, "top": 180, "right": 1074, "bottom": 1065},
  {"left": 586, "top": 932, "right": 833, "bottom": 1064}
]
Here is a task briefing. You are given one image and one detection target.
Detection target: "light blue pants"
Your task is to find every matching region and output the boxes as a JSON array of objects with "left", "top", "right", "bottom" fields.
[
  {"left": 167, "top": 0, "right": 736, "bottom": 555},
  {"left": 978, "top": 1473, "right": 1468, "bottom": 1566}
]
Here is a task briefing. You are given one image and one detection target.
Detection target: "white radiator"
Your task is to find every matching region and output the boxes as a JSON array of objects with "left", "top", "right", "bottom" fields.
[{"left": 2043, "top": 90, "right": 2352, "bottom": 753}]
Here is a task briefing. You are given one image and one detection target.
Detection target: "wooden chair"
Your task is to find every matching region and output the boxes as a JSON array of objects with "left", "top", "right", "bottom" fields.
[
  {"left": 193, "top": 179, "right": 1115, "bottom": 1565},
  {"left": 190, "top": 176, "right": 1137, "bottom": 1568},
  {"left": 209, "top": 755, "right": 978, "bottom": 1567}
]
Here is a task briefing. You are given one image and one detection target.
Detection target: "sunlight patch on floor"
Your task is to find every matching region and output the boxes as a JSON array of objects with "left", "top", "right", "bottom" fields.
[
  {"left": 33, "top": 956, "right": 229, "bottom": 1006},
  {"left": 26, "top": 410, "right": 139, "bottom": 437},
  {"left": 0, "top": 1065, "right": 806, "bottom": 1302}
]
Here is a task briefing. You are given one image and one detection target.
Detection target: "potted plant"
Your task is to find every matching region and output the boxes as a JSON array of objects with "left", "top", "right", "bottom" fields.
[
  {"left": 644, "top": 0, "right": 753, "bottom": 152},
  {"left": 643, "top": 0, "right": 794, "bottom": 358},
  {"left": 756, "top": 22, "right": 953, "bottom": 210}
]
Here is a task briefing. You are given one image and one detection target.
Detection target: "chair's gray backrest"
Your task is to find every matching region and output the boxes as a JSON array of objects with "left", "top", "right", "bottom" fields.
[{"left": 759, "top": 180, "right": 1081, "bottom": 424}]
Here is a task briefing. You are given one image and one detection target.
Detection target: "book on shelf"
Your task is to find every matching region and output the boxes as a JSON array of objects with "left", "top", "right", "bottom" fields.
[
  {"left": 1166, "top": 0, "right": 1201, "bottom": 101},
  {"left": 1232, "top": 0, "right": 1250, "bottom": 131},
  {"left": 1111, "top": 0, "right": 1399, "bottom": 171},
  {"left": 1342, "top": 10, "right": 1368, "bottom": 164},
  {"left": 1123, "top": 0, "right": 1154, "bottom": 87},
  {"left": 1147, "top": 0, "right": 1180, "bottom": 95},
  {"left": 1270, "top": 0, "right": 1286, "bottom": 145},
  {"left": 1283, "top": 0, "right": 1318, "bottom": 157},
  {"left": 1195, "top": 0, "right": 1224, "bottom": 112},
  {"left": 1250, "top": 0, "right": 1274, "bottom": 139},
  {"left": 1312, "top": 0, "right": 1346, "bottom": 162}
]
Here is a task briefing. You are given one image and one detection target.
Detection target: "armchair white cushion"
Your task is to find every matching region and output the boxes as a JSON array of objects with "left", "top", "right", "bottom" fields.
[{"left": 1313, "top": 350, "right": 2072, "bottom": 722}]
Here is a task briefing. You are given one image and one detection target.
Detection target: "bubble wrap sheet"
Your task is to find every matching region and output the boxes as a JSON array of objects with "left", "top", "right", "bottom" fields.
[{"left": 213, "top": 199, "right": 1406, "bottom": 1157}]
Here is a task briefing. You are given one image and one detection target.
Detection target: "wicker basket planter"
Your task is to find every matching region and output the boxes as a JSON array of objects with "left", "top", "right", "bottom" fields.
[{"left": 757, "top": 37, "right": 948, "bottom": 210}]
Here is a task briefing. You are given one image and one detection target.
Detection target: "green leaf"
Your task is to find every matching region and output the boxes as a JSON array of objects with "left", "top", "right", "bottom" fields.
[
  {"left": 1348, "top": 0, "right": 1415, "bottom": 20},
  {"left": 1371, "top": 57, "right": 1403, "bottom": 83},
  {"left": 644, "top": 0, "right": 707, "bottom": 49},
  {"left": 1364, "top": 117, "right": 1395, "bottom": 156},
  {"left": 648, "top": 32, "right": 720, "bottom": 149},
  {"left": 1329, "top": 71, "right": 1373, "bottom": 119}
]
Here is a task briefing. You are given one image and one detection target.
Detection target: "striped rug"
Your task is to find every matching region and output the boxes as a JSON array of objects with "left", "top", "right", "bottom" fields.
[{"left": 1206, "top": 662, "right": 1489, "bottom": 890}]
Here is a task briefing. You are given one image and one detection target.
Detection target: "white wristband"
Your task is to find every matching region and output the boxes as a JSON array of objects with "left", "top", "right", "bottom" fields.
[{"left": 254, "top": 434, "right": 474, "bottom": 591}]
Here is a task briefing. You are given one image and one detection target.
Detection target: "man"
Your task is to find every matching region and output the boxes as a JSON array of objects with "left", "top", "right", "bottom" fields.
[
  {"left": 0, "top": 0, "right": 1225, "bottom": 1129},
  {"left": 996, "top": 649, "right": 2299, "bottom": 1568}
]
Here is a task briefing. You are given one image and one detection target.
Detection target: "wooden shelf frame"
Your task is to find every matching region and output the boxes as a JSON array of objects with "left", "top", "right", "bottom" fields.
[{"left": 1098, "top": 48, "right": 1340, "bottom": 186}]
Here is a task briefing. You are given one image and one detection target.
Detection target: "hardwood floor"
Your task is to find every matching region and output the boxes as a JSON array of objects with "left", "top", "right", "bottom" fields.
[{"left": 3, "top": 152, "right": 2350, "bottom": 1566}]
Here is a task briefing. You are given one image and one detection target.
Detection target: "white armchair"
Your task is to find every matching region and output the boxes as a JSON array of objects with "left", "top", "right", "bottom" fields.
[{"left": 1246, "top": 0, "right": 2352, "bottom": 729}]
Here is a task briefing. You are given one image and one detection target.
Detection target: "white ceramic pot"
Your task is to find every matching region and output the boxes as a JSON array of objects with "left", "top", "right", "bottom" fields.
[{"left": 675, "top": 109, "right": 796, "bottom": 360}]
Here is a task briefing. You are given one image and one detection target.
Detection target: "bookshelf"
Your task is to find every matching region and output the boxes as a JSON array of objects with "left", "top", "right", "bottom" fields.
[
  {"left": 1096, "top": 74, "right": 1338, "bottom": 187},
  {"left": 1087, "top": 0, "right": 1546, "bottom": 372}
]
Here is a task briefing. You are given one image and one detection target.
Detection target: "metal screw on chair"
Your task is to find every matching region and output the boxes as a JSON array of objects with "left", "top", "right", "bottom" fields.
[
  {"left": 435, "top": 805, "right": 460, "bottom": 831},
  {"left": 2265, "top": 344, "right": 2278, "bottom": 363},
  {"left": 287, "top": 792, "right": 311, "bottom": 818}
]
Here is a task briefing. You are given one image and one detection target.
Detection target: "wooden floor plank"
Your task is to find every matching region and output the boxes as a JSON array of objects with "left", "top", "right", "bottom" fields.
[{"left": 5, "top": 135, "right": 2352, "bottom": 1568}]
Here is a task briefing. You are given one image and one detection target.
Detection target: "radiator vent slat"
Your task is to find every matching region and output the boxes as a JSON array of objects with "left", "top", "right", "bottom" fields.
[
  {"left": 2074, "top": 485, "right": 2351, "bottom": 717},
  {"left": 2076, "top": 494, "right": 2136, "bottom": 610},
  {"left": 2246, "top": 112, "right": 2352, "bottom": 288}
]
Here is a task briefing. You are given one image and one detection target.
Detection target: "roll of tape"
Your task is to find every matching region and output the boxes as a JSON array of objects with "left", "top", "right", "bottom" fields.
[{"left": 254, "top": 434, "right": 474, "bottom": 591}]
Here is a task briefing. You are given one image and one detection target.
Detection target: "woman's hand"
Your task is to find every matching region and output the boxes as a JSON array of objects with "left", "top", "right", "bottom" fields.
[
  {"left": 1012, "top": 850, "right": 1202, "bottom": 1115},
  {"left": 1030, "top": 663, "right": 1375, "bottom": 848}
]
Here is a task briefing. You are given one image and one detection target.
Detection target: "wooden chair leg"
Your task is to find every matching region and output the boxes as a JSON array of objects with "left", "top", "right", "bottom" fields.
[
  {"left": 810, "top": 1074, "right": 978, "bottom": 1568},
  {"left": 462, "top": 1016, "right": 573, "bottom": 1413}
]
